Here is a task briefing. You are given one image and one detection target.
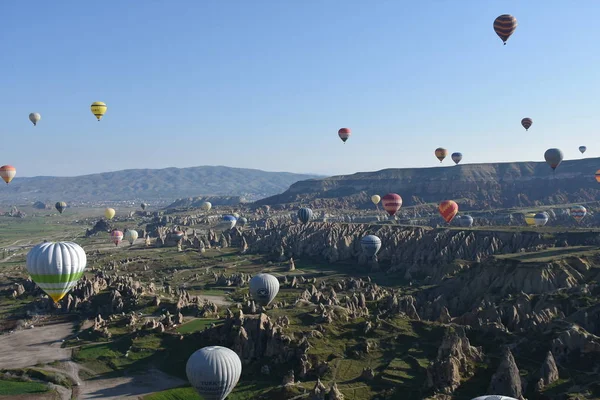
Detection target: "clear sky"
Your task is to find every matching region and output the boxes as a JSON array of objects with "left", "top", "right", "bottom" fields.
[{"left": 2, "top": 1, "right": 600, "bottom": 177}]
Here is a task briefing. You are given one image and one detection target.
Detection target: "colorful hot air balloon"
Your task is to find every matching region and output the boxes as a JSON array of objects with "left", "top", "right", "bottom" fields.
[
  {"left": 249, "top": 273, "right": 280, "bottom": 307},
  {"left": 382, "top": 193, "right": 402, "bottom": 216},
  {"left": 55, "top": 201, "right": 67, "bottom": 214},
  {"left": 26, "top": 242, "right": 87, "bottom": 303},
  {"left": 237, "top": 217, "right": 247, "bottom": 227},
  {"left": 297, "top": 207, "right": 313, "bottom": 224},
  {"left": 201, "top": 201, "right": 212, "bottom": 212},
  {"left": 125, "top": 229, "right": 139, "bottom": 245},
  {"left": 0, "top": 165, "right": 16, "bottom": 184},
  {"left": 186, "top": 346, "right": 242, "bottom": 400},
  {"left": 361, "top": 235, "right": 381, "bottom": 258},
  {"left": 521, "top": 118, "right": 532, "bottom": 131},
  {"left": 493, "top": 14, "right": 518, "bottom": 45},
  {"left": 579, "top": 146, "right": 587, "bottom": 154},
  {"left": 221, "top": 215, "right": 237, "bottom": 230},
  {"left": 140, "top": 202, "right": 147, "bottom": 210},
  {"left": 104, "top": 207, "right": 116, "bottom": 220},
  {"left": 458, "top": 215, "right": 473, "bottom": 227},
  {"left": 524, "top": 212, "right": 536, "bottom": 226},
  {"left": 451, "top": 152, "right": 463, "bottom": 165},
  {"left": 570, "top": 205, "right": 587, "bottom": 223},
  {"left": 91, "top": 101, "right": 107, "bottom": 121},
  {"left": 544, "top": 148, "right": 564, "bottom": 171},
  {"left": 338, "top": 128, "right": 351, "bottom": 143},
  {"left": 439, "top": 200, "right": 459, "bottom": 223},
  {"left": 29, "top": 113, "right": 41, "bottom": 126},
  {"left": 435, "top": 148, "right": 448, "bottom": 163},
  {"left": 596, "top": 170, "right": 600, "bottom": 183},
  {"left": 371, "top": 195, "right": 381, "bottom": 206},
  {"left": 533, "top": 212, "right": 548, "bottom": 226},
  {"left": 172, "top": 230, "right": 185, "bottom": 240},
  {"left": 472, "top": 397, "right": 519, "bottom": 400},
  {"left": 110, "top": 230, "right": 123, "bottom": 246}
]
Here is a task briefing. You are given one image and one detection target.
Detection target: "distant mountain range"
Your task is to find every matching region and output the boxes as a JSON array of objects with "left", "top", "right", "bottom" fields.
[
  {"left": 256, "top": 158, "right": 600, "bottom": 210},
  {"left": 0, "top": 166, "right": 323, "bottom": 204}
]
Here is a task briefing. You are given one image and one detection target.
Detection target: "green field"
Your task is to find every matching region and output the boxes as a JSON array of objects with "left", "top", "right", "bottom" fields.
[{"left": 0, "top": 379, "right": 50, "bottom": 395}]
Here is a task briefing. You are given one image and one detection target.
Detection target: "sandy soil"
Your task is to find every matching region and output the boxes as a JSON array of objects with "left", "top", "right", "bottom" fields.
[{"left": 197, "top": 294, "right": 231, "bottom": 306}]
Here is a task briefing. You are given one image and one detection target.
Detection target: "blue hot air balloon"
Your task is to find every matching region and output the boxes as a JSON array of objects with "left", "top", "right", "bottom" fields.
[
  {"left": 297, "top": 208, "right": 313, "bottom": 224},
  {"left": 221, "top": 215, "right": 237, "bottom": 230},
  {"left": 458, "top": 215, "right": 473, "bottom": 227},
  {"left": 451, "top": 152, "right": 463, "bottom": 165},
  {"left": 360, "top": 235, "right": 381, "bottom": 258},
  {"left": 533, "top": 212, "right": 549, "bottom": 226}
]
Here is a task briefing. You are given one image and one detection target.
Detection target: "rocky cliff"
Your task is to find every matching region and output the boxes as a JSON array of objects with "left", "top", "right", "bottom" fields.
[{"left": 256, "top": 158, "right": 600, "bottom": 210}]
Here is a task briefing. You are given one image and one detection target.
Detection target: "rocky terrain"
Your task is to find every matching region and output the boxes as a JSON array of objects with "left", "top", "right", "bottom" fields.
[{"left": 256, "top": 157, "right": 600, "bottom": 210}]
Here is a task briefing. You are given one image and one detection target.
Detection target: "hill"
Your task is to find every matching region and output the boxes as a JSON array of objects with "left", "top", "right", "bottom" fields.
[
  {"left": 256, "top": 157, "right": 600, "bottom": 210},
  {"left": 0, "top": 166, "right": 322, "bottom": 205}
]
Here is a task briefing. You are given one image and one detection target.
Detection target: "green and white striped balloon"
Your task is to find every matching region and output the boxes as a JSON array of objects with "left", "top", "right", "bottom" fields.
[{"left": 26, "top": 242, "right": 87, "bottom": 303}]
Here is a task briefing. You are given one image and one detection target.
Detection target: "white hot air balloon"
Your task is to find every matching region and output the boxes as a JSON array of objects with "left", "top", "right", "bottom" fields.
[
  {"left": 125, "top": 229, "right": 139, "bottom": 245},
  {"left": 26, "top": 242, "right": 87, "bottom": 302},
  {"left": 29, "top": 112, "right": 41, "bottom": 126},
  {"left": 201, "top": 201, "right": 212, "bottom": 212},
  {"left": 186, "top": 346, "right": 242, "bottom": 400},
  {"left": 249, "top": 273, "right": 280, "bottom": 306}
]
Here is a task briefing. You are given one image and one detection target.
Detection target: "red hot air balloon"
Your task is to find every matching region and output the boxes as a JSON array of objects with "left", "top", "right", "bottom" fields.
[
  {"left": 338, "top": 128, "right": 351, "bottom": 143},
  {"left": 382, "top": 193, "right": 403, "bottom": 216},
  {"left": 111, "top": 230, "right": 124, "bottom": 247},
  {"left": 439, "top": 200, "right": 459, "bottom": 223}
]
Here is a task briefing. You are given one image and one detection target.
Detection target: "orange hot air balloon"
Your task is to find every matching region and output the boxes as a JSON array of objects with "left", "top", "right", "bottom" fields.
[
  {"left": 0, "top": 165, "right": 16, "bottom": 184},
  {"left": 338, "top": 128, "right": 351, "bottom": 143},
  {"left": 439, "top": 200, "right": 459, "bottom": 223},
  {"left": 435, "top": 148, "right": 448, "bottom": 163},
  {"left": 382, "top": 193, "right": 403, "bottom": 216},
  {"left": 595, "top": 170, "right": 600, "bottom": 183}
]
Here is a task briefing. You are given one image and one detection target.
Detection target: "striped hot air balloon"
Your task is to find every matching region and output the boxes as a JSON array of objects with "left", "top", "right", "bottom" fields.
[
  {"left": 361, "top": 235, "right": 382, "bottom": 258},
  {"left": 0, "top": 165, "right": 16, "bottom": 184},
  {"left": 382, "top": 193, "right": 402, "bottom": 216},
  {"left": 521, "top": 118, "right": 532, "bottom": 131},
  {"left": 595, "top": 170, "right": 600, "bottom": 183},
  {"left": 533, "top": 213, "right": 548, "bottom": 226},
  {"left": 55, "top": 201, "right": 67, "bottom": 214},
  {"left": 451, "top": 152, "right": 463, "bottom": 165},
  {"left": 26, "top": 242, "right": 87, "bottom": 303},
  {"left": 111, "top": 230, "right": 123, "bottom": 246},
  {"left": 570, "top": 205, "right": 587, "bottom": 223},
  {"left": 249, "top": 273, "right": 280, "bottom": 307},
  {"left": 125, "top": 229, "right": 139, "bottom": 245},
  {"left": 338, "top": 128, "right": 351, "bottom": 143},
  {"left": 439, "top": 200, "right": 458, "bottom": 223},
  {"left": 90, "top": 101, "right": 107, "bottom": 121},
  {"left": 435, "top": 148, "right": 448, "bottom": 163},
  {"left": 493, "top": 14, "right": 518, "bottom": 45},
  {"left": 173, "top": 230, "right": 185, "bottom": 240},
  {"left": 524, "top": 212, "right": 537, "bottom": 226},
  {"left": 298, "top": 207, "right": 313, "bottom": 224}
]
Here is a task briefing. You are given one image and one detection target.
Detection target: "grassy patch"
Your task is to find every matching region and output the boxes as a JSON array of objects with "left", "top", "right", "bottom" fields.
[
  {"left": 176, "top": 318, "right": 222, "bottom": 334},
  {"left": 0, "top": 379, "right": 49, "bottom": 395}
]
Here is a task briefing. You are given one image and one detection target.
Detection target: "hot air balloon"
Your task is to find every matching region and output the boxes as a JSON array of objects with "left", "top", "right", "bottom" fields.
[
  {"left": 233, "top": 213, "right": 240, "bottom": 219},
  {"left": 172, "top": 230, "right": 185, "bottom": 240},
  {"left": 140, "top": 203, "right": 147, "bottom": 210},
  {"left": 29, "top": 113, "right": 41, "bottom": 126},
  {"left": 439, "top": 200, "right": 458, "bottom": 223},
  {"left": 91, "top": 101, "right": 107, "bottom": 121},
  {"left": 371, "top": 195, "right": 380, "bottom": 206},
  {"left": 493, "top": 14, "right": 518, "bottom": 45},
  {"left": 458, "top": 215, "right": 473, "bottom": 227},
  {"left": 221, "top": 215, "right": 237, "bottom": 230},
  {"left": 472, "top": 397, "right": 519, "bottom": 400},
  {"left": 524, "top": 212, "right": 536, "bottom": 226},
  {"left": 104, "top": 207, "right": 116, "bottom": 220},
  {"left": 579, "top": 146, "right": 587, "bottom": 154},
  {"left": 298, "top": 207, "right": 313, "bottom": 224},
  {"left": 521, "top": 118, "right": 532, "bottom": 131},
  {"left": 55, "top": 201, "right": 67, "bottom": 214},
  {"left": 26, "top": 242, "right": 86, "bottom": 302},
  {"left": 570, "top": 205, "right": 587, "bottom": 223},
  {"left": 382, "top": 193, "right": 402, "bottom": 216},
  {"left": 533, "top": 212, "right": 548, "bottom": 226},
  {"left": 0, "top": 165, "right": 16, "bottom": 184},
  {"left": 249, "top": 273, "right": 280, "bottom": 306},
  {"left": 201, "top": 201, "right": 212, "bottom": 212},
  {"left": 451, "top": 152, "right": 463, "bottom": 165},
  {"left": 361, "top": 235, "right": 381, "bottom": 258},
  {"left": 186, "top": 346, "right": 242, "bottom": 400},
  {"left": 338, "top": 128, "right": 351, "bottom": 143},
  {"left": 435, "top": 148, "right": 448, "bottom": 163},
  {"left": 125, "top": 229, "right": 138, "bottom": 245},
  {"left": 237, "top": 217, "right": 247, "bottom": 227},
  {"left": 111, "top": 230, "right": 123, "bottom": 246},
  {"left": 544, "top": 148, "right": 564, "bottom": 171}
]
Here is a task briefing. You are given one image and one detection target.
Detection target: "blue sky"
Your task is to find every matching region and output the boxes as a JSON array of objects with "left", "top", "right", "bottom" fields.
[{"left": 2, "top": 1, "right": 600, "bottom": 177}]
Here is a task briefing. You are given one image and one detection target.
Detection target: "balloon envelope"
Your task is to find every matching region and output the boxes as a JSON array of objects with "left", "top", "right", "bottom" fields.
[
  {"left": 521, "top": 118, "right": 532, "bottom": 131},
  {"left": 140, "top": 203, "right": 147, "bottom": 210},
  {"left": 55, "top": 202, "right": 67, "bottom": 214},
  {"left": 439, "top": 200, "right": 459, "bottom": 223},
  {"left": 472, "top": 397, "right": 519, "bottom": 400},
  {"left": 237, "top": 217, "right": 248, "bottom": 227},
  {"left": 382, "top": 193, "right": 402, "bottom": 216},
  {"left": 29, "top": 112, "right": 41, "bottom": 126},
  {"left": 458, "top": 215, "right": 473, "bottom": 227},
  {"left": 125, "top": 229, "right": 138, "bottom": 244},
  {"left": 570, "top": 205, "right": 587, "bottom": 223},
  {"left": 451, "top": 152, "right": 463, "bottom": 165},
  {"left": 338, "top": 127, "right": 351, "bottom": 143},
  {"left": 493, "top": 14, "right": 518, "bottom": 44},
  {"left": 435, "top": 148, "right": 448, "bottom": 163},
  {"left": 524, "top": 212, "right": 536, "bottom": 226},
  {"left": 104, "top": 208, "right": 116, "bottom": 220},
  {"left": 361, "top": 235, "right": 381, "bottom": 257},
  {"left": 26, "top": 242, "right": 87, "bottom": 302},
  {"left": 0, "top": 165, "right": 16, "bottom": 184},
  {"left": 91, "top": 101, "right": 107, "bottom": 121},
  {"left": 249, "top": 273, "right": 280, "bottom": 306},
  {"left": 297, "top": 207, "right": 313, "bottom": 224},
  {"left": 186, "top": 346, "right": 242, "bottom": 400},
  {"left": 221, "top": 215, "right": 237, "bottom": 230},
  {"left": 201, "top": 201, "right": 212, "bottom": 211},
  {"left": 579, "top": 146, "right": 587, "bottom": 154},
  {"left": 544, "top": 148, "right": 564, "bottom": 171},
  {"left": 371, "top": 195, "right": 381, "bottom": 205},
  {"left": 111, "top": 230, "right": 123, "bottom": 246},
  {"left": 533, "top": 213, "right": 549, "bottom": 226}
]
